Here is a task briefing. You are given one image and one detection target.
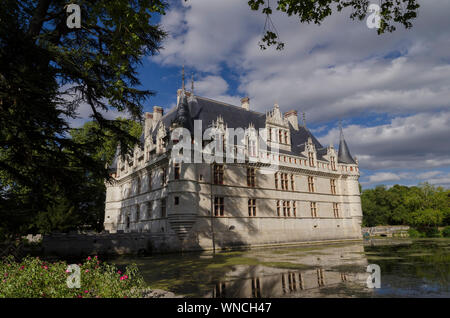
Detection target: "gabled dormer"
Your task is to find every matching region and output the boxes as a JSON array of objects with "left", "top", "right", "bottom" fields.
[{"left": 266, "top": 103, "right": 291, "bottom": 153}]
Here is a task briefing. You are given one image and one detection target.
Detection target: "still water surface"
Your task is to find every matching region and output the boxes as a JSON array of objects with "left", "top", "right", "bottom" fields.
[{"left": 113, "top": 238, "right": 450, "bottom": 298}]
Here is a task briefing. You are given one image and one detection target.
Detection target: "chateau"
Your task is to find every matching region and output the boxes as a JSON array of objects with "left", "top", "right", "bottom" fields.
[{"left": 104, "top": 76, "right": 363, "bottom": 252}]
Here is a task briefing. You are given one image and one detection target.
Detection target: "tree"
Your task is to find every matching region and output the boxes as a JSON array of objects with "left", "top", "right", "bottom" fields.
[
  {"left": 247, "top": 0, "right": 420, "bottom": 49},
  {"left": 0, "top": 0, "right": 166, "bottom": 238}
]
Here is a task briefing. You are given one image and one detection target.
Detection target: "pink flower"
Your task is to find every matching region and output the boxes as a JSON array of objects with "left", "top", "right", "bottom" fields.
[
  {"left": 19, "top": 266, "right": 24, "bottom": 270},
  {"left": 4, "top": 273, "right": 8, "bottom": 277},
  {"left": 94, "top": 256, "right": 98, "bottom": 259},
  {"left": 87, "top": 256, "right": 92, "bottom": 261},
  {"left": 85, "top": 269, "right": 89, "bottom": 273},
  {"left": 84, "top": 290, "right": 89, "bottom": 294},
  {"left": 120, "top": 275, "right": 128, "bottom": 281},
  {"left": 43, "top": 265, "right": 48, "bottom": 270},
  {"left": 65, "top": 269, "right": 70, "bottom": 273},
  {"left": 117, "top": 270, "right": 122, "bottom": 274}
]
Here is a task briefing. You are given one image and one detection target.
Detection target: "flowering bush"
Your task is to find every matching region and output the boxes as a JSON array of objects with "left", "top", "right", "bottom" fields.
[{"left": 0, "top": 256, "right": 146, "bottom": 298}]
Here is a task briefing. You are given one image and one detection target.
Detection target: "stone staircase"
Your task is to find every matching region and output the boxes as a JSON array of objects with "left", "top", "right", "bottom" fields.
[{"left": 167, "top": 212, "right": 198, "bottom": 241}]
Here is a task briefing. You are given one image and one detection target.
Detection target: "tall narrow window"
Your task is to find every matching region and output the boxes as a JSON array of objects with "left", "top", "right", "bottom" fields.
[
  {"left": 147, "top": 201, "right": 152, "bottom": 219},
  {"left": 293, "top": 201, "right": 297, "bottom": 217},
  {"left": 283, "top": 201, "right": 287, "bottom": 217},
  {"left": 174, "top": 163, "right": 180, "bottom": 180},
  {"left": 214, "top": 197, "right": 224, "bottom": 216},
  {"left": 248, "top": 199, "right": 256, "bottom": 217},
  {"left": 277, "top": 200, "right": 281, "bottom": 217},
  {"left": 251, "top": 278, "right": 261, "bottom": 298},
  {"left": 330, "top": 179, "right": 337, "bottom": 195},
  {"left": 135, "top": 204, "right": 140, "bottom": 221},
  {"left": 136, "top": 178, "right": 141, "bottom": 195},
  {"left": 333, "top": 203, "right": 339, "bottom": 218},
  {"left": 308, "top": 152, "right": 315, "bottom": 167},
  {"left": 281, "top": 173, "right": 288, "bottom": 190},
  {"left": 310, "top": 202, "right": 317, "bottom": 218},
  {"left": 148, "top": 171, "right": 152, "bottom": 191},
  {"left": 161, "top": 198, "right": 166, "bottom": 218},
  {"left": 290, "top": 174, "right": 295, "bottom": 190},
  {"left": 275, "top": 173, "right": 279, "bottom": 189},
  {"left": 284, "top": 131, "right": 288, "bottom": 144},
  {"left": 247, "top": 167, "right": 256, "bottom": 187},
  {"left": 286, "top": 201, "right": 291, "bottom": 217},
  {"left": 278, "top": 130, "right": 282, "bottom": 143},
  {"left": 330, "top": 156, "right": 336, "bottom": 170},
  {"left": 268, "top": 128, "right": 272, "bottom": 141},
  {"left": 174, "top": 196, "right": 179, "bottom": 205},
  {"left": 213, "top": 164, "right": 224, "bottom": 185},
  {"left": 162, "top": 168, "right": 167, "bottom": 186},
  {"left": 308, "top": 176, "right": 315, "bottom": 193},
  {"left": 249, "top": 139, "right": 257, "bottom": 157}
]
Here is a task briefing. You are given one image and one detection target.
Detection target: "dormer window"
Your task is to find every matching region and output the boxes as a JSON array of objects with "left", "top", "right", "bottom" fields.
[
  {"left": 308, "top": 152, "right": 315, "bottom": 167},
  {"left": 330, "top": 156, "right": 336, "bottom": 171},
  {"left": 249, "top": 139, "right": 257, "bottom": 157},
  {"left": 284, "top": 131, "right": 288, "bottom": 144}
]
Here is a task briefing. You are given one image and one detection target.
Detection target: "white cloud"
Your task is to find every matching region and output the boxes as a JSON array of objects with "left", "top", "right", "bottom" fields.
[{"left": 368, "top": 172, "right": 401, "bottom": 183}]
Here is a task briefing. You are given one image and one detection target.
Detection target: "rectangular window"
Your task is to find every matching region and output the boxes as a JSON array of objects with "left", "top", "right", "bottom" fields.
[
  {"left": 278, "top": 130, "right": 282, "bottom": 143},
  {"left": 308, "top": 176, "right": 315, "bottom": 193},
  {"left": 268, "top": 128, "right": 272, "bottom": 141},
  {"left": 333, "top": 203, "right": 339, "bottom": 218},
  {"left": 174, "top": 163, "right": 180, "bottom": 180},
  {"left": 247, "top": 167, "right": 256, "bottom": 187},
  {"left": 148, "top": 171, "right": 152, "bottom": 191},
  {"left": 275, "top": 173, "right": 279, "bottom": 189},
  {"left": 308, "top": 152, "right": 315, "bottom": 167},
  {"left": 136, "top": 204, "right": 140, "bottom": 221},
  {"left": 293, "top": 201, "right": 297, "bottom": 217},
  {"left": 161, "top": 198, "right": 166, "bottom": 218},
  {"left": 281, "top": 173, "right": 288, "bottom": 190},
  {"left": 286, "top": 201, "right": 291, "bottom": 217},
  {"left": 214, "top": 197, "right": 224, "bottom": 217},
  {"left": 147, "top": 201, "right": 152, "bottom": 219},
  {"left": 330, "top": 179, "right": 337, "bottom": 195},
  {"left": 310, "top": 202, "right": 317, "bottom": 218},
  {"left": 248, "top": 199, "right": 256, "bottom": 217},
  {"left": 162, "top": 168, "right": 167, "bottom": 186},
  {"left": 284, "top": 131, "right": 288, "bottom": 144},
  {"left": 290, "top": 174, "right": 295, "bottom": 191},
  {"left": 213, "top": 164, "right": 224, "bottom": 185},
  {"left": 283, "top": 201, "right": 287, "bottom": 217},
  {"left": 277, "top": 200, "right": 281, "bottom": 217},
  {"left": 174, "top": 196, "right": 179, "bottom": 205}
]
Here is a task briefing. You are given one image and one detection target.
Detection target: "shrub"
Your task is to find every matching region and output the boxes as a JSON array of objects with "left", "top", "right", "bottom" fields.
[
  {"left": 441, "top": 226, "right": 450, "bottom": 238},
  {"left": 0, "top": 256, "right": 146, "bottom": 298},
  {"left": 408, "top": 228, "right": 425, "bottom": 238}
]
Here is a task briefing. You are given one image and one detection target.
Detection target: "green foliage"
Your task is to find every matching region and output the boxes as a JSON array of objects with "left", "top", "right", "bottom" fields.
[
  {"left": 0, "top": 256, "right": 146, "bottom": 298},
  {"left": 408, "top": 228, "right": 425, "bottom": 238},
  {"left": 0, "top": 1, "right": 160, "bottom": 238},
  {"left": 247, "top": 0, "right": 420, "bottom": 49},
  {"left": 362, "top": 183, "right": 450, "bottom": 229},
  {"left": 441, "top": 226, "right": 450, "bottom": 238}
]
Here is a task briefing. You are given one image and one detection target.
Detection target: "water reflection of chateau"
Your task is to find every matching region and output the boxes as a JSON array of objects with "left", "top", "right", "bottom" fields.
[{"left": 206, "top": 243, "right": 369, "bottom": 298}]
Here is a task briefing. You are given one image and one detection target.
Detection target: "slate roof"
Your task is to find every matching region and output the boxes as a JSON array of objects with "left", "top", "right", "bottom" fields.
[{"left": 136, "top": 92, "right": 355, "bottom": 163}]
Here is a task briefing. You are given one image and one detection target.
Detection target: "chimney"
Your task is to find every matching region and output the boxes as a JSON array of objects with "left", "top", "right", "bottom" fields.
[
  {"left": 241, "top": 97, "right": 250, "bottom": 110},
  {"left": 284, "top": 110, "right": 299, "bottom": 130},
  {"left": 144, "top": 112, "right": 153, "bottom": 139},
  {"left": 152, "top": 106, "right": 164, "bottom": 129}
]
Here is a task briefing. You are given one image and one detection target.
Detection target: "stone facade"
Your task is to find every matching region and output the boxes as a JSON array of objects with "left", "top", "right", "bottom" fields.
[{"left": 104, "top": 86, "right": 363, "bottom": 252}]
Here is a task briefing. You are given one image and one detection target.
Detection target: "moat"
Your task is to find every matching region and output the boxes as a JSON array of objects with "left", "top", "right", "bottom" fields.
[{"left": 112, "top": 238, "right": 450, "bottom": 298}]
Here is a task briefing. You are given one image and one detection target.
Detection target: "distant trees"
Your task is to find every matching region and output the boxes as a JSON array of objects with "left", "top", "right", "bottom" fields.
[{"left": 361, "top": 183, "right": 450, "bottom": 233}]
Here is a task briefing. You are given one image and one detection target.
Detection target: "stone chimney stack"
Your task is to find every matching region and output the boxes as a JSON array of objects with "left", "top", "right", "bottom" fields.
[
  {"left": 152, "top": 106, "right": 164, "bottom": 129},
  {"left": 144, "top": 112, "right": 153, "bottom": 139},
  {"left": 241, "top": 97, "right": 250, "bottom": 111},
  {"left": 284, "top": 110, "right": 299, "bottom": 130}
]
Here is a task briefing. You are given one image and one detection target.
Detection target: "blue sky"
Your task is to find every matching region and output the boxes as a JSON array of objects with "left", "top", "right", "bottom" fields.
[{"left": 74, "top": 0, "right": 450, "bottom": 189}]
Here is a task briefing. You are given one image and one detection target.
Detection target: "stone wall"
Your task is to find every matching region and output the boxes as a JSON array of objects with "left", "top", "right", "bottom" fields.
[{"left": 361, "top": 226, "right": 410, "bottom": 237}]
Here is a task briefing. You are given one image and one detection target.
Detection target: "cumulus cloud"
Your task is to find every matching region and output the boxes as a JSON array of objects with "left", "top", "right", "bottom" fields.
[{"left": 153, "top": 0, "right": 450, "bottom": 186}]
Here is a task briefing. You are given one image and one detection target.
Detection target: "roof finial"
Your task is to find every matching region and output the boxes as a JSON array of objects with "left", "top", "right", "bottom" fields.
[
  {"left": 182, "top": 65, "right": 185, "bottom": 91},
  {"left": 191, "top": 73, "right": 194, "bottom": 94},
  {"left": 339, "top": 119, "right": 343, "bottom": 139},
  {"left": 302, "top": 112, "right": 306, "bottom": 128}
]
